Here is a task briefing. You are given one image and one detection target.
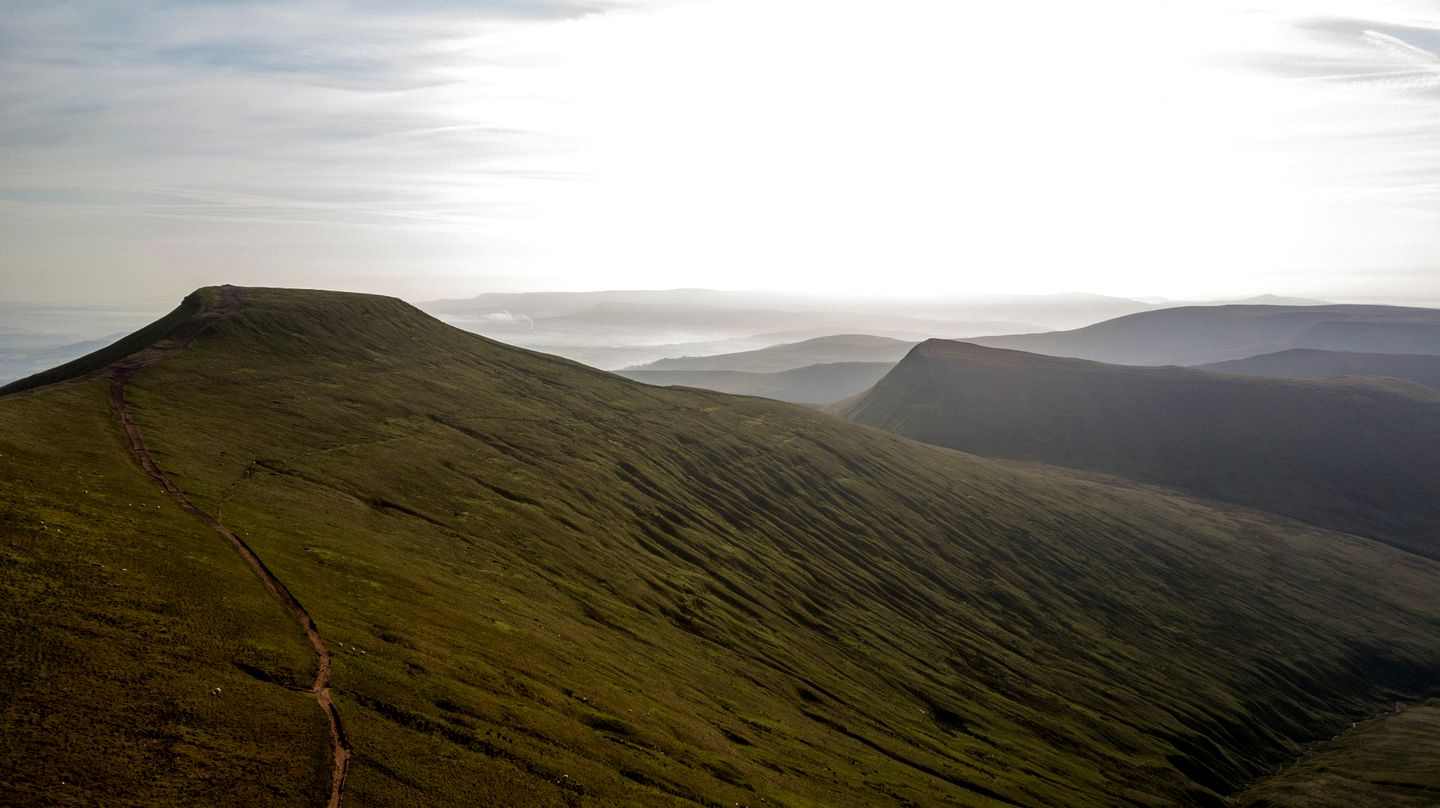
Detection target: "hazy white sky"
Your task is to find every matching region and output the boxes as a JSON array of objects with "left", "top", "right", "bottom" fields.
[{"left": 3, "top": 0, "right": 1440, "bottom": 304}]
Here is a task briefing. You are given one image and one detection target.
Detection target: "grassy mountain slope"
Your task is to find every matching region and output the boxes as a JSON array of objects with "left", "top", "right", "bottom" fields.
[
  {"left": 617, "top": 362, "right": 892, "bottom": 405},
  {"left": 1199, "top": 349, "right": 1440, "bottom": 390},
  {"left": 633, "top": 334, "right": 915, "bottom": 373},
  {"left": 5, "top": 288, "right": 1440, "bottom": 806},
  {"left": 839, "top": 340, "right": 1440, "bottom": 559},
  {"left": 968, "top": 304, "right": 1440, "bottom": 366},
  {"left": 0, "top": 380, "right": 330, "bottom": 805},
  {"left": 1236, "top": 701, "right": 1440, "bottom": 807}
]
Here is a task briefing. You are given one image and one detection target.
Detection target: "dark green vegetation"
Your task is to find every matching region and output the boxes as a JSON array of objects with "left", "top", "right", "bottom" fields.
[
  {"left": 969, "top": 304, "right": 1440, "bottom": 366},
  {"left": 5, "top": 288, "right": 1440, "bottom": 806},
  {"left": 1199, "top": 349, "right": 1440, "bottom": 391},
  {"left": 633, "top": 334, "right": 916, "bottom": 373},
  {"left": 840, "top": 340, "right": 1440, "bottom": 560},
  {"left": 0, "top": 381, "right": 329, "bottom": 804},
  {"left": 1236, "top": 701, "right": 1440, "bottom": 807},
  {"left": 618, "top": 362, "right": 892, "bottom": 406}
]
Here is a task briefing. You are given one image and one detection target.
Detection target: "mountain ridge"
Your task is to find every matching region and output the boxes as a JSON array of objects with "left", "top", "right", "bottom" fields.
[
  {"left": 5, "top": 287, "right": 1440, "bottom": 806},
  {"left": 1198, "top": 349, "right": 1440, "bottom": 391},
  {"left": 841, "top": 338, "right": 1440, "bottom": 559},
  {"left": 617, "top": 361, "right": 893, "bottom": 405},
  {"left": 966, "top": 304, "right": 1440, "bottom": 366},
  {"left": 629, "top": 334, "right": 918, "bottom": 373}
]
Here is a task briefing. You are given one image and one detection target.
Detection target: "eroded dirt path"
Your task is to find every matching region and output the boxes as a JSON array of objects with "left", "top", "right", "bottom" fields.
[{"left": 106, "top": 288, "right": 351, "bottom": 808}]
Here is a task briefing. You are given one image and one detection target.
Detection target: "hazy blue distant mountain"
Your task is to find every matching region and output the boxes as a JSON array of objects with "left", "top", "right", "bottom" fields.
[
  {"left": 1133, "top": 294, "right": 1331, "bottom": 306},
  {"left": 419, "top": 292, "right": 1380, "bottom": 374},
  {"left": 419, "top": 290, "right": 1047, "bottom": 370},
  {"left": 617, "top": 361, "right": 892, "bottom": 405},
  {"left": 1199, "top": 349, "right": 1440, "bottom": 390},
  {"left": 968, "top": 304, "right": 1440, "bottom": 366},
  {"left": 0, "top": 334, "right": 126, "bottom": 386},
  {"left": 0, "top": 303, "right": 162, "bottom": 385},
  {"left": 631, "top": 334, "right": 917, "bottom": 373},
  {"left": 1230, "top": 294, "right": 1331, "bottom": 305},
  {"left": 420, "top": 288, "right": 1156, "bottom": 330}
]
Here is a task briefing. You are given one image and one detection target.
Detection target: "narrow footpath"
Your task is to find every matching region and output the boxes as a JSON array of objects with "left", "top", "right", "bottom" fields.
[{"left": 105, "top": 292, "right": 350, "bottom": 808}]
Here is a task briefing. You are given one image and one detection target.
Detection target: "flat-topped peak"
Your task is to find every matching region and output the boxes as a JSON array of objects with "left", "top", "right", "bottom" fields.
[{"left": 0, "top": 286, "right": 464, "bottom": 397}]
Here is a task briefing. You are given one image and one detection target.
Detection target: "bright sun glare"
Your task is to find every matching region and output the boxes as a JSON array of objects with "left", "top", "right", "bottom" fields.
[
  {"left": 439, "top": 0, "right": 1440, "bottom": 299},
  {"left": 474, "top": 2, "right": 1259, "bottom": 296},
  {"left": 3, "top": 0, "right": 1440, "bottom": 302}
]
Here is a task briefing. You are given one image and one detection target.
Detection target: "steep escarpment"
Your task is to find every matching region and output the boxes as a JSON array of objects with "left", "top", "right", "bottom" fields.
[{"left": 841, "top": 339, "right": 1440, "bottom": 560}]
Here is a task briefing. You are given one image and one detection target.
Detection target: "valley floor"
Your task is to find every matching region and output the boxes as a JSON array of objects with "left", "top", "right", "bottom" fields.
[{"left": 1236, "top": 699, "right": 1440, "bottom": 807}]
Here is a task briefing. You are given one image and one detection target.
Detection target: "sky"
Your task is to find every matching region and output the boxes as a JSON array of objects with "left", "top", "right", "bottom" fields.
[{"left": 3, "top": 0, "right": 1440, "bottom": 305}]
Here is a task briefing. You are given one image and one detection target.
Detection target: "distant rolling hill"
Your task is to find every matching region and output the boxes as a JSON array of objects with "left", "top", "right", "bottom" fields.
[
  {"left": 617, "top": 361, "right": 892, "bottom": 405},
  {"left": 839, "top": 340, "right": 1440, "bottom": 559},
  {"left": 968, "top": 304, "right": 1440, "bottom": 366},
  {"left": 420, "top": 288, "right": 1153, "bottom": 331},
  {"left": 420, "top": 290, "right": 1045, "bottom": 371},
  {"left": 631, "top": 334, "right": 917, "bottom": 373},
  {"left": 5, "top": 288, "right": 1440, "bottom": 806},
  {"left": 0, "top": 333, "right": 124, "bottom": 386},
  {"left": 1200, "top": 349, "right": 1440, "bottom": 391},
  {"left": 0, "top": 304, "right": 164, "bottom": 385},
  {"left": 1228, "top": 294, "right": 1331, "bottom": 306}
]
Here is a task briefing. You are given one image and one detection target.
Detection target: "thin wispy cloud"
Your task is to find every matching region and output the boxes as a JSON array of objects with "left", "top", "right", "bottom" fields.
[
  {"left": 0, "top": 0, "right": 634, "bottom": 299},
  {"left": 2, "top": 0, "right": 1440, "bottom": 303}
]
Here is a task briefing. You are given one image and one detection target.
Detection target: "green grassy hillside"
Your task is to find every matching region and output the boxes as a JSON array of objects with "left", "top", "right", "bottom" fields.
[
  {"left": 0, "top": 380, "right": 330, "bottom": 804},
  {"left": 1236, "top": 701, "right": 1440, "bottom": 807},
  {"left": 4, "top": 288, "right": 1440, "bottom": 806},
  {"left": 839, "top": 340, "right": 1440, "bottom": 560},
  {"left": 1199, "top": 349, "right": 1440, "bottom": 391},
  {"left": 617, "top": 362, "right": 892, "bottom": 405}
]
